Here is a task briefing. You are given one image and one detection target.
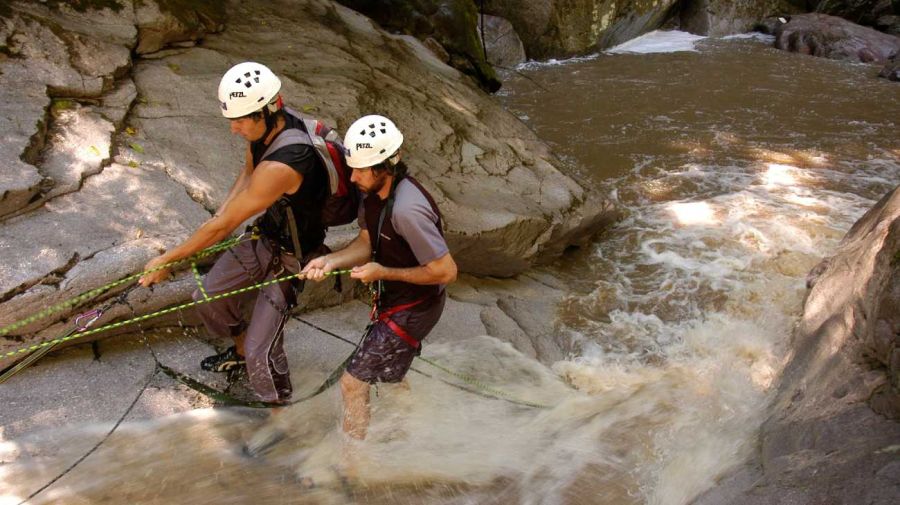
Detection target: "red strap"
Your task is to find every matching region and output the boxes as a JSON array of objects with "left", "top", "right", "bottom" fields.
[
  {"left": 385, "top": 319, "right": 420, "bottom": 349},
  {"left": 371, "top": 298, "right": 427, "bottom": 349}
]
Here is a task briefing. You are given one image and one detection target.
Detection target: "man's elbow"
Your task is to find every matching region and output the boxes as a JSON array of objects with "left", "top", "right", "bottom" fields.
[{"left": 441, "top": 256, "right": 458, "bottom": 284}]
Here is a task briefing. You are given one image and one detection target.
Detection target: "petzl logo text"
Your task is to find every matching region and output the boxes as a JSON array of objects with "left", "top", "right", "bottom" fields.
[
  {"left": 229, "top": 91, "right": 246, "bottom": 98},
  {"left": 356, "top": 143, "right": 373, "bottom": 149}
]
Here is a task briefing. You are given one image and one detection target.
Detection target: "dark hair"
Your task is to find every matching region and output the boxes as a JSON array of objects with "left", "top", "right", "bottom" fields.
[
  {"left": 239, "top": 107, "right": 284, "bottom": 123},
  {"left": 373, "top": 158, "right": 408, "bottom": 178}
]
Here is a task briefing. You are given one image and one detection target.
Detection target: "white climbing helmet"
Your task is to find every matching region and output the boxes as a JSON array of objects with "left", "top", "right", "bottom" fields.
[
  {"left": 217, "top": 62, "right": 282, "bottom": 118},
  {"left": 343, "top": 115, "right": 404, "bottom": 168}
]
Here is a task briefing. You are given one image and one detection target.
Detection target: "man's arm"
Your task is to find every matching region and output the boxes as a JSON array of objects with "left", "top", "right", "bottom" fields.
[
  {"left": 215, "top": 146, "right": 254, "bottom": 216},
  {"left": 350, "top": 252, "right": 457, "bottom": 286},
  {"left": 302, "top": 230, "right": 373, "bottom": 281},
  {"left": 139, "top": 161, "right": 302, "bottom": 286}
]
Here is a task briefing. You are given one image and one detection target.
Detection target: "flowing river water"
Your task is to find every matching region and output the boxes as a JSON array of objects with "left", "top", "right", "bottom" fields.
[{"left": 2, "top": 32, "right": 899, "bottom": 505}]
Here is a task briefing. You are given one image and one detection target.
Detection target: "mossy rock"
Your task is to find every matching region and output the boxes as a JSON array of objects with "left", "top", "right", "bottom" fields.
[{"left": 155, "top": 0, "right": 227, "bottom": 32}]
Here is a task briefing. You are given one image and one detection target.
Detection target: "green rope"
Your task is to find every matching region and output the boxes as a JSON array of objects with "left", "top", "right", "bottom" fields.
[
  {"left": 191, "top": 262, "right": 209, "bottom": 301},
  {"left": 1, "top": 268, "right": 352, "bottom": 361},
  {"left": 0, "top": 236, "right": 245, "bottom": 337},
  {"left": 416, "top": 356, "right": 551, "bottom": 409}
]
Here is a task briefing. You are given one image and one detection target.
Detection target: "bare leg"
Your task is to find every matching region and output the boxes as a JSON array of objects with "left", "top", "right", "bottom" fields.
[{"left": 340, "top": 372, "right": 371, "bottom": 440}]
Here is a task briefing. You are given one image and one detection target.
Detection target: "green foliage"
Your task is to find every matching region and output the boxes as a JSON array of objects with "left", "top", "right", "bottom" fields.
[{"left": 51, "top": 99, "right": 75, "bottom": 112}]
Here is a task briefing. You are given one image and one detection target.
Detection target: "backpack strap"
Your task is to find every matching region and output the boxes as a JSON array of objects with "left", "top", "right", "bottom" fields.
[
  {"left": 282, "top": 107, "right": 342, "bottom": 195},
  {"left": 259, "top": 108, "right": 340, "bottom": 258}
]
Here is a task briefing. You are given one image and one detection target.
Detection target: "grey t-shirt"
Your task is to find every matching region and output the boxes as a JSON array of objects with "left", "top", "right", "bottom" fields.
[{"left": 358, "top": 178, "right": 448, "bottom": 265}]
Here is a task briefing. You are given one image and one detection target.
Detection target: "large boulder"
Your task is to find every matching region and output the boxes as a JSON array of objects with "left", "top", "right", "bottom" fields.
[
  {"left": 876, "top": 13, "right": 900, "bottom": 35},
  {"left": 880, "top": 51, "right": 900, "bottom": 78},
  {"left": 815, "top": 0, "right": 898, "bottom": 27},
  {"left": 695, "top": 185, "right": 900, "bottom": 505},
  {"left": 679, "top": 0, "right": 807, "bottom": 37},
  {"left": 483, "top": 0, "right": 680, "bottom": 59},
  {"left": 477, "top": 14, "right": 527, "bottom": 69},
  {"left": 334, "top": 0, "right": 501, "bottom": 92},
  {"left": 1, "top": 0, "right": 616, "bottom": 362},
  {"left": 775, "top": 13, "right": 900, "bottom": 63}
]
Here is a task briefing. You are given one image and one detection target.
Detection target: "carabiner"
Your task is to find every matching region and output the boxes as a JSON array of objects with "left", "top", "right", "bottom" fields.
[{"left": 74, "top": 309, "right": 103, "bottom": 331}]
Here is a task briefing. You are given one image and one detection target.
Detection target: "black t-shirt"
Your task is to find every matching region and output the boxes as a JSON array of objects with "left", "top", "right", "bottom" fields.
[{"left": 252, "top": 113, "right": 328, "bottom": 256}]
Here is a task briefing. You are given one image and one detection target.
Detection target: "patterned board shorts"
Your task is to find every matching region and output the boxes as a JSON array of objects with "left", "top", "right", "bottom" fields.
[
  {"left": 346, "top": 321, "right": 419, "bottom": 384},
  {"left": 346, "top": 294, "right": 446, "bottom": 384}
]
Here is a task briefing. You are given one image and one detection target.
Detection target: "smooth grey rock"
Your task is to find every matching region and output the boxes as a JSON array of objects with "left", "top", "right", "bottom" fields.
[
  {"left": 97, "top": 77, "right": 138, "bottom": 126},
  {"left": 775, "top": 13, "right": 900, "bottom": 64},
  {"left": 9, "top": 0, "right": 137, "bottom": 48},
  {"left": 0, "top": 162, "right": 210, "bottom": 349},
  {"left": 39, "top": 104, "right": 115, "bottom": 201},
  {"left": 680, "top": 0, "right": 806, "bottom": 37},
  {"left": 879, "top": 52, "right": 899, "bottom": 80},
  {"left": 484, "top": 0, "right": 679, "bottom": 58},
  {"left": 477, "top": 14, "right": 526, "bottom": 68}
]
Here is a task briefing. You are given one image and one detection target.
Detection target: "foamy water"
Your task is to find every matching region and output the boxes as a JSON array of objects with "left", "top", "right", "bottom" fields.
[{"left": 606, "top": 31, "right": 707, "bottom": 54}]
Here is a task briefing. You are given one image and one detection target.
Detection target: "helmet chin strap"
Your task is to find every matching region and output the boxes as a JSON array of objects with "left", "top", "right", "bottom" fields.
[
  {"left": 261, "top": 107, "right": 277, "bottom": 144},
  {"left": 260, "top": 97, "right": 283, "bottom": 144}
]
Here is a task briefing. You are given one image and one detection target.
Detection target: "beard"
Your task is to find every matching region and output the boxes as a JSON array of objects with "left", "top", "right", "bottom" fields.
[{"left": 356, "top": 171, "right": 390, "bottom": 195}]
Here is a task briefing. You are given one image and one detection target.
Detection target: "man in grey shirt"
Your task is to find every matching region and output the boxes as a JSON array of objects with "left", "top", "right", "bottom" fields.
[{"left": 303, "top": 114, "right": 457, "bottom": 441}]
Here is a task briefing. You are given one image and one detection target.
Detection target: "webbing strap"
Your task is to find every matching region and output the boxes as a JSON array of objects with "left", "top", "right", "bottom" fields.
[
  {"left": 372, "top": 298, "right": 427, "bottom": 349},
  {"left": 284, "top": 205, "right": 304, "bottom": 259}
]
